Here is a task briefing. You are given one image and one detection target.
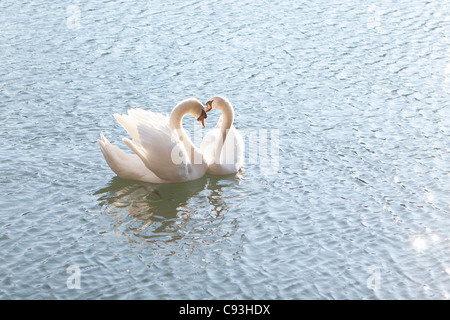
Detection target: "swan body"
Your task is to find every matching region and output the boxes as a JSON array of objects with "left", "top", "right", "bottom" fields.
[
  {"left": 98, "top": 98, "right": 208, "bottom": 183},
  {"left": 200, "top": 96, "right": 244, "bottom": 175}
]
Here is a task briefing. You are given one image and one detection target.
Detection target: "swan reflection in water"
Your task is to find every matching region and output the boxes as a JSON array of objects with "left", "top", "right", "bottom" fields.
[{"left": 94, "top": 172, "right": 244, "bottom": 245}]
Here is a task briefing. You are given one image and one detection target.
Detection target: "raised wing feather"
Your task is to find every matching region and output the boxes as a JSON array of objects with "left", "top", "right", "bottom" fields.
[
  {"left": 117, "top": 109, "right": 191, "bottom": 182},
  {"left": 114, "top": 108, "right": 170, "bottom": 143}
]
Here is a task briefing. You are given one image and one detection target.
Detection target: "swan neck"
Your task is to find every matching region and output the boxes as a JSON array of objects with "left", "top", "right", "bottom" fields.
[
  {"left": 169, "top": 100, "right": 204, "bottom": 165},
  {"left": 219, "top": 102, "right": 234, "bottom": 140},
  {"left": 170, "top": 102, "right": 190, "bottom": 130}
]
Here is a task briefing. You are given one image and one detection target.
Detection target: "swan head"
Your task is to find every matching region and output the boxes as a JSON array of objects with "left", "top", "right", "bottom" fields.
[
  {"left": 172, "top": 98, "right": 208, "bottom": 128},
  {"left": 186, "top": 98, "right": 207, "bottom": 128},
  {"left": 205, "top": 96, "right": 230, "bottom": 113},
  {"left": 197, "top": 108, "right": 207, "bottom": 128}
]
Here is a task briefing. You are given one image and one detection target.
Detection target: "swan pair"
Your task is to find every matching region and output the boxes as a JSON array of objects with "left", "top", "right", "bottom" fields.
[{"left": 98, "top": 96, "right": 244, "bottom": 184}]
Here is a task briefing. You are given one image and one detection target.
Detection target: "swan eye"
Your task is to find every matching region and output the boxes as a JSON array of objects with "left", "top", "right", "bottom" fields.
[{"left": 205, "top": 100, "right": 213, "bottom": 112}]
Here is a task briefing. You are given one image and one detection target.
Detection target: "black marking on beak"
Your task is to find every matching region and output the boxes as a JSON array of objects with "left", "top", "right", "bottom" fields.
[
  {"left": 205, "top": 100, "right": 213, "bottom": 112},
  {"left": 197, "top": 109, "right": 207, "bottom": 121}
]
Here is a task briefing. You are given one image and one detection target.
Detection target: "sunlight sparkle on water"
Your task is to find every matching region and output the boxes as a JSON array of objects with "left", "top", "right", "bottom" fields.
[{"left": 412, "top": 236, "right": 427, "bottom": 252}]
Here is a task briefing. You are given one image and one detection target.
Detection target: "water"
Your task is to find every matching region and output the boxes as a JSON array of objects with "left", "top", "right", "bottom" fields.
[{"left": 1, "top": 0, "right": 449, "bottom": 299}]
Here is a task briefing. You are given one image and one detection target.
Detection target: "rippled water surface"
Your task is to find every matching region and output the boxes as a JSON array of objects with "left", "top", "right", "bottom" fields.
[{"left": 1, "top": 0, "right": 449, "bottom": 299}]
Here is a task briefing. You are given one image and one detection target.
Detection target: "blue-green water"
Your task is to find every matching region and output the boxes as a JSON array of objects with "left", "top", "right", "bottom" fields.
[{"left": 1, "top": 0, "right": 449, "bottom": 299}]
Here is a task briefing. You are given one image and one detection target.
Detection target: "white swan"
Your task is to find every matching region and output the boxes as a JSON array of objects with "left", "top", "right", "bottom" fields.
[
  {"left": 98, "top": 98, "right": 208, "bottom": 183},
  {"left": 200, "top": 96, "right": 244, "bottom": 175}
]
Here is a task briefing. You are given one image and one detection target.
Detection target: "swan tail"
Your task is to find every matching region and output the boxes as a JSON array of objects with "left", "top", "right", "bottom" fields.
[
  {"left": 98, "top": 132, "right": 125, "bottom": 169},
  {"left": 97, "top": 132, "right": 164, "bottom": 183}
]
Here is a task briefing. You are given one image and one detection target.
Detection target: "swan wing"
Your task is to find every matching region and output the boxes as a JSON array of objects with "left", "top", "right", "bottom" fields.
[
  {"left": 97, "top": 132, "right": 164, "bottom": 183},
  {"left": 200, "top": 119, "right": 244, "bottom": 175},
  {"left": 113, "top": 108, "right": 170, "bottom": 143},
  {"left": 217, "top": 125, "right": 244, "bottom": 174},
  {"left": 116, "top": 110, "right": 190, "bottom": 182},
  {"left": 200, "top": 115, "right": 225, "bottom": 163},
  {"left": 200, "top": 132, "right": 219, "bottom": 166}
]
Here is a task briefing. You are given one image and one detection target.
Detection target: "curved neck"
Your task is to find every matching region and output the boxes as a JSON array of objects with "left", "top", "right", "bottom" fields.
[
  {"left": 169, "top": 99, "right": 204, "bottom": 165},
  {"left": 170, "top": 100, "right": 196, "bottom": 130},
  {"left": 217, "top": 101, "right": 234, "bottom": 142},
  {"left": 211, "top": 100, "right": 235, "bottom": 164}
]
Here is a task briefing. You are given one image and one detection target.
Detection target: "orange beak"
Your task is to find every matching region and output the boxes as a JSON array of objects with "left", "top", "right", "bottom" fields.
[{"left": 197, "top": 109, "right": 207, "bottom": 128}]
